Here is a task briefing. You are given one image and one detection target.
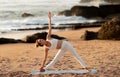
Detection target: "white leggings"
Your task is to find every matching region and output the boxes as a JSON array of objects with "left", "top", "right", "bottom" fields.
[{"left": 45, "top": 41, "right": 87, "bottom": 69}]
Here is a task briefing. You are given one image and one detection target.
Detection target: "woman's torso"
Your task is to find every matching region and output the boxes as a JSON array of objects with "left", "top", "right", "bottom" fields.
[{"left": 47, "top": 38, "right": 63, "bottom": 50}]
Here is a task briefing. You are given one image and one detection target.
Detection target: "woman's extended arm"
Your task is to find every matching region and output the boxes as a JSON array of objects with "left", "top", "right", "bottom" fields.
[
  {"left": 46, "top": 11, "right": 52, "bottom": 40},
  {"left": 40, "top": 48, "right": 49, "bottom": 72}
]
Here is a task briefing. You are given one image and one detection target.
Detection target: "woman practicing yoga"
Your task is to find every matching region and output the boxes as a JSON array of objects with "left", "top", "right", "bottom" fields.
[{"left": 35, "top": 12, "right": 88, "bottom": 72}]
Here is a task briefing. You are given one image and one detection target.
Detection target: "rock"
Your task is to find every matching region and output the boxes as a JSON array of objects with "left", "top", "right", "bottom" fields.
[
  {"left": 21, "top": 13, "right": 34, "bottom": 17},
  {"left": 99, "top": 5, "right": 120, "bottom": 18},
  {"left": 57, "top": 10, "right": 72, "bottom": 16},
  {"left": 0, "top": 38, "right": 24, "bottom": 44},
  {"left": 58, "top": 4, "right": 120, "bottom": 18},
  {"left": 80, "top": 18, "right": 120, "bottom": 40},
  {"left": 105, "top": 13, "right": 120, "bottom": 20},
  {"left": 98, "top": 18, "right": 120, "bottom": 40},
  {"left": 71, "top": 6, "right": 99, "bottom": 17},
  {"left": 23, "top": 32, "right": 66, "bottom": 43},
  {"left": 81, "top": 30, "right": 98, "bottom": 40}
]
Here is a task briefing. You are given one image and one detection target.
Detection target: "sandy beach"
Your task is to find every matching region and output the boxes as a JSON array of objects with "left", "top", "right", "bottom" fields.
[{"left": 0, "top": 27, "right": 120, "bottom": 77}]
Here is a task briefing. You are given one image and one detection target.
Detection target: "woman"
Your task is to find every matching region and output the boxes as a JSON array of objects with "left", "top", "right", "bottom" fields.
[{"left": 36, "top": 12, "right": 88, "bottom": 72}]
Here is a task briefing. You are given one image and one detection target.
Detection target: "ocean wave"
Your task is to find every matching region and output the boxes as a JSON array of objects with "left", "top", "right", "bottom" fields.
[
  {"left": 0, "top": 16, "right": 97, "bottom": 32},
  {"left": 0, "top": 0, "right": 99, "bottom": 33}
]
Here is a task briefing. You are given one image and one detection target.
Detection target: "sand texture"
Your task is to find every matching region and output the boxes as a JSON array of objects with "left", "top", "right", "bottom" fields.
[{"left": 0, "top": 27, "right": 120, "bottom": 77}]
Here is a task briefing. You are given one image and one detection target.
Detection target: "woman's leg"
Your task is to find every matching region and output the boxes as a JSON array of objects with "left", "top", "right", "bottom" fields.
[
  {"left": 66, "top": 42, "right": 87, "bottom": 68},
  {"left": 45, "top": 49, "right": 66, "bottom": 69}
]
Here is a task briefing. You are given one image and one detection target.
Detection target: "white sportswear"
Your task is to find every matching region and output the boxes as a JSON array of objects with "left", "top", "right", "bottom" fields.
[
  {"left": 45, "top": 39, "right": 87, "bottom": 69},
  {"left": 47, "top": 38, "right": 58, "bottom": 50}
]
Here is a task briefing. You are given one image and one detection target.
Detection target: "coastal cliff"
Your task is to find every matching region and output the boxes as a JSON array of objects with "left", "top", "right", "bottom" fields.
[{"left": 58, "top": 4, "right": 120, "bottom": 19}]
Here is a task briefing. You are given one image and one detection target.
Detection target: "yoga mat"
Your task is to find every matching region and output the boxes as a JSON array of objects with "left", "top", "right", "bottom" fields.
[{"left": 31, "top": 69, "right": 98, "bottom": 74}]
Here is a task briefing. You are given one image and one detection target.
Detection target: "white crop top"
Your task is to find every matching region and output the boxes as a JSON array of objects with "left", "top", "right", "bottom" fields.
[{"left": 47, "top": 38, "right": 58, "bottom": 50}]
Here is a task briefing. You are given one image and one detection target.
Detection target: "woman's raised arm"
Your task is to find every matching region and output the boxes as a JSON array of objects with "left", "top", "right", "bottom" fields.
[{"left": 46, "top": 11, "right": 52, "bottom": 40}]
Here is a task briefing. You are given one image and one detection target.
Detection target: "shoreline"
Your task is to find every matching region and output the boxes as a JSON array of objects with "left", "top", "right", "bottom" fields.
[{"left": 0, "top": 27, "right": 100, "bottom": 40}]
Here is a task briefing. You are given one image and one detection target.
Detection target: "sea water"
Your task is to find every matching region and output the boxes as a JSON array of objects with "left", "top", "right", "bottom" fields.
[{"left": 0, "top": 0, "right": 109, "bottom": 33}]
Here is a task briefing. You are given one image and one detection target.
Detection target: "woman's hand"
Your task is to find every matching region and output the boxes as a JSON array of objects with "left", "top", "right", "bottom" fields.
[{"left": 40, "top": 67, "right": 45, "bottom": 72}]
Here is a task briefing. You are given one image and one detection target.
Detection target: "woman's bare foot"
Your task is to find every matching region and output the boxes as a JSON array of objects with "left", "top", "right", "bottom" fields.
[
  {"left": 40, "top": 68, "right": 45, "bottom": 72},
  {"left": 83, "top": 67, "right": 91, "bottom": 72}
]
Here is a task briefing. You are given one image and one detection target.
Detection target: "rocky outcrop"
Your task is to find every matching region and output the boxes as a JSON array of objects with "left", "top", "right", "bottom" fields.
[
  {"left": 0, "top": 38, "right": 24, "bottom": 44},
  {"left": 58, "top": 4, "right": 120, "bottom": 19},
  {"left": 98, "top": 18, "right": 120, "bottom": 40},
  {"left": 21, "top": 13, "right": 34, "bottom": 17},
  {"left": 71, "top": 6, "right": 99, "bottom": 18},
  {"left": 105, "top": 13, "right": 120, "bottom": 20},
  {"left": 23, "top": 32, "right": 66, "bottom": 43},
  {"left": 81, "top": 18, "right": 120, "bottom": 40},
  {"left": 81, "top": 30, "right": 98, "bottom": 40},
  {"left": 58, "top": 10, "right": 72, "bottom": 16}
]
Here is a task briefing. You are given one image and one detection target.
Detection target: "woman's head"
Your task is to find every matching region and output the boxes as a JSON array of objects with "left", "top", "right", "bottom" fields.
[{"left": 35, "top": 39, "right": 46, "bottom": 47}]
